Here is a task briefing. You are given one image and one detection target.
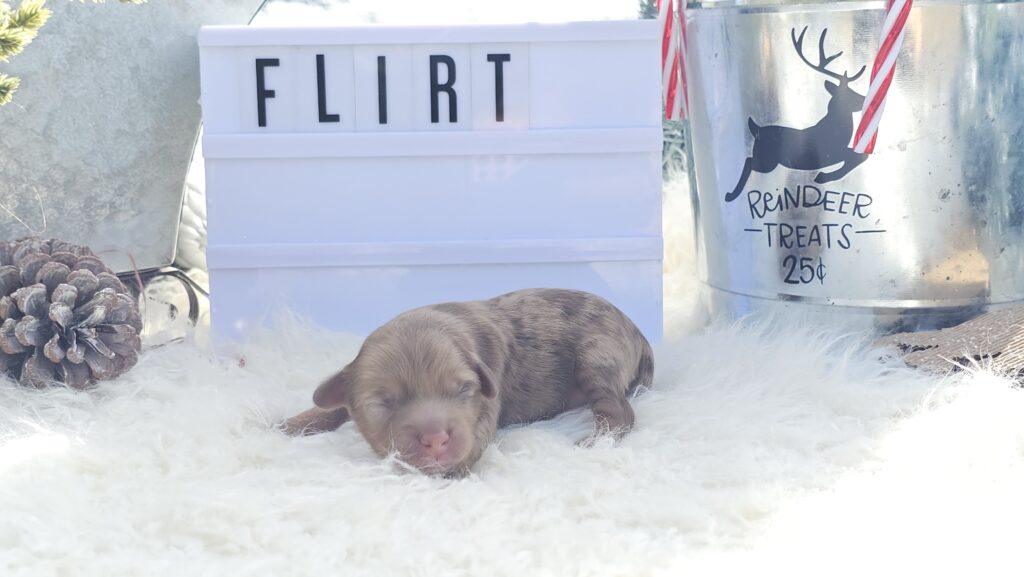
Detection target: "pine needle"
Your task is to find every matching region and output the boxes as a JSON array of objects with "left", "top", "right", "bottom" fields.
[
  {"left": 0, "top": 26, "right": 28, "bottom": 62},
  {"left": 9, "top": 0, "right": 51, "bottom": 34},
  {"left": 0, "top": 73, "right": 20, "bottom": 105}
]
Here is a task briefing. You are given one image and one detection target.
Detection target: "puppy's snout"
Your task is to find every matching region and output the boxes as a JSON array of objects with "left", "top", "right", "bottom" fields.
[
  {"left": 419, "top": 429, "right": 450, "bottom": 455},
  {"left": 398, "top": 410, "right": 468, "bottom": 470}
]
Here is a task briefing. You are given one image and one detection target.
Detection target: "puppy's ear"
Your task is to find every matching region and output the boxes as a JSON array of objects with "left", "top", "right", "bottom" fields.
[
  {"left": 474, "top": 359, "right": 498, "bottom": 399},
  {"left": 312, "top": 366, "right": 355, "bottom": 409}
]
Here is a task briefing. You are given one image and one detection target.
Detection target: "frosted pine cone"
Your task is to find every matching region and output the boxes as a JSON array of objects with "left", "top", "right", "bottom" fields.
[{"left": 0, "top": 238, "right": 143, "bottom": 389}]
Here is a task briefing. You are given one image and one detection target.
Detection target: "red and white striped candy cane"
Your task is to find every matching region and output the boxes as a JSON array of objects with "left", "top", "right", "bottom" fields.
[
  {"left": 852, "top": 0, "right": 913, "bottom": 154},
  {"left": 675, "top": 0, "right": 689, "bottom": 118},
  {"left": 658, "top": 0, "right": 688, "bottom": 120}
]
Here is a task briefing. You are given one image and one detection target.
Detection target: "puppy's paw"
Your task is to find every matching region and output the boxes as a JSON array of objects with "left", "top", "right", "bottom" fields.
[
  {"left": 277, "top": 406, "right": 349, "bottom": 437},
  {"left": 276, "top": 417, "right": 311, "bottom": 437},
  {"left": 575, "top": 426, "right": 629, "bottom": 448}
]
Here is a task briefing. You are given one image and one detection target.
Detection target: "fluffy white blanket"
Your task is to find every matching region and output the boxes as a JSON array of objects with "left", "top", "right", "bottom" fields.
[{"left": 2, "top": 177, "right": 1020, "bottom": 577}]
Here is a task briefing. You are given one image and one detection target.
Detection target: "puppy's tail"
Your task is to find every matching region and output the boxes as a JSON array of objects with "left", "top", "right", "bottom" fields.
[{"left": 628, "top": 338, "right": 654, "bottom": 396}]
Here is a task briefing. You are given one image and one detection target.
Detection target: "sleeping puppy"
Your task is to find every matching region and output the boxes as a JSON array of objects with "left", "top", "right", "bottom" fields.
[{"left": 281, "top": 288, "right": 653, "bottom": 478}]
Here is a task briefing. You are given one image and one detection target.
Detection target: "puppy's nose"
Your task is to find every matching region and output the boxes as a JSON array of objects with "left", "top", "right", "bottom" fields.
[{"left": 419, "top": 430, "right": 450, "bottom": 455}]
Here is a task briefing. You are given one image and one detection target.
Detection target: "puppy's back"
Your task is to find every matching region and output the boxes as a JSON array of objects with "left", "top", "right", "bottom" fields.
[{"left": 426, "top": 288, "right": 652, "bottom": 426}]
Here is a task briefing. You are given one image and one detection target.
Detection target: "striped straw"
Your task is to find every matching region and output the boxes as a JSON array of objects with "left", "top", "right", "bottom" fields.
[{"left": 852, "top": 0, "right": 913, "bottom": 154}]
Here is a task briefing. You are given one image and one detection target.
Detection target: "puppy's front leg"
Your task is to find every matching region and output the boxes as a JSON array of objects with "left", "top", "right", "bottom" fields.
[{"left": 278, "top": 406, "right": 350, "bottom": 436}]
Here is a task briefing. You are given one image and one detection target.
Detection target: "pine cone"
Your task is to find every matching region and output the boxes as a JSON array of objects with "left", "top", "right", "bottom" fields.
[{"left": 0, "top": 237, "right": 143, "bottom": 389}]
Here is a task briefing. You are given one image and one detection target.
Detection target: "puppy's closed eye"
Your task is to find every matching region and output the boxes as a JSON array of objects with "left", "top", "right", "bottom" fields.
[
  {"left": 455, "top": 383, "right": 474, "bottom": 400},
  {"left": 360, "top": 396, "right": 398, "bottom": 418}
]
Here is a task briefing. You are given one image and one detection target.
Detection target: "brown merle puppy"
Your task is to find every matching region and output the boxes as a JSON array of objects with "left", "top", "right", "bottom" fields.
[{"left": 281, "top": 288, "right": 653, "bottom": 478}]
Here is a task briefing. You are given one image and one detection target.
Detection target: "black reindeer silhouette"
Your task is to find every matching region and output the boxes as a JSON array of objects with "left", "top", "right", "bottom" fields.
[{"left": 724, "top": 27, "right": 868, "bottom": 203}]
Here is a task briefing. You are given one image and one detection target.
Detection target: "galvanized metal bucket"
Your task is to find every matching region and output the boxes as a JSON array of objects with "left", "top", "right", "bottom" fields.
[{"left": 683, "top": 0, "right": 1024, "bottom": 331}]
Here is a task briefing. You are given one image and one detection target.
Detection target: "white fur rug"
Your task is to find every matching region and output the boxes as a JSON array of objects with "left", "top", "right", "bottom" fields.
[{"left": 2, "top": 177, "right": 1022, "bottom": 577}]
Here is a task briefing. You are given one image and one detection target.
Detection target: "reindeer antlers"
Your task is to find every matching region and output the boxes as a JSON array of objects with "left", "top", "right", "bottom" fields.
[{"left": 791, "top": 26, "right": 866, "bottom": 83}]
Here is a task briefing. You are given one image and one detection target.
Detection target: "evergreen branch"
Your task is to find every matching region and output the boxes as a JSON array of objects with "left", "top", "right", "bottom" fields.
[
  {"left": 0, "top": 25, "right": 29, "bottom": 62},
  {"left": 638, "top": 0, "right": 658, "bottom": 19},
  {"left": 0, "top": 0, "right": 51, "bottom": 61},
  {"left": 9, "top": 0, "right": 50, "bottom": 33},
  {"left": 0, "top": 73, "right": 20, "bottom": 105}
]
